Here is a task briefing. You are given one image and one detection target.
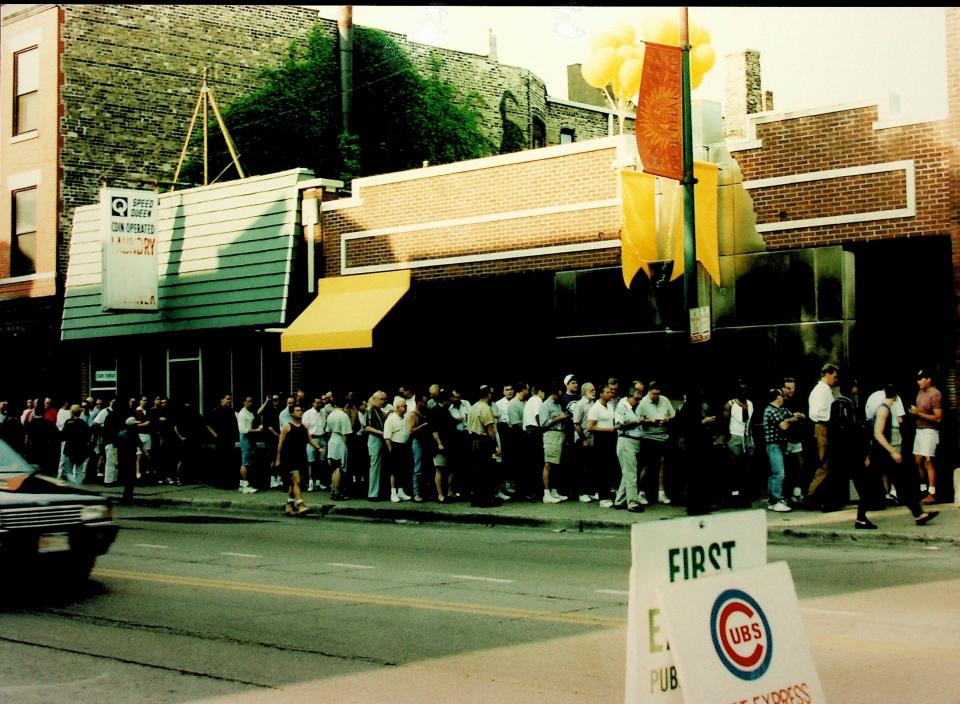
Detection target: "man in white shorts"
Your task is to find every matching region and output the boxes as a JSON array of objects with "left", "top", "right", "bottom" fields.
[{"left": 909, "top": 370, "right": 942, "bottom": 505}]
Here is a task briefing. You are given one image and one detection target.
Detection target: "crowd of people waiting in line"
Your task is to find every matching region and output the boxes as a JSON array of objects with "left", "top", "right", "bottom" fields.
[{"left": 0, "top": 364, "right": 944, "bottom": 527}]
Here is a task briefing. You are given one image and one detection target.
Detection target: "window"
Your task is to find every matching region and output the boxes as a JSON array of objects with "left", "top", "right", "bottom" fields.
[
  {"left": 532, "top": 117, "right": 546, "bottom": 149},
  {"left": 12, "top": 187, "right": 37, "bottom": 276},
  {"left": 14, "top": 47, "right": 39, "bottom": 135},
  {"left": 560, "top": 128, "right": 575, "bottom": 144}
]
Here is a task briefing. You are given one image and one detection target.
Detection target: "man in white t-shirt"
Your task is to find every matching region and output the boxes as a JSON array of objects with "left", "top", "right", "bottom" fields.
[
  {"left": 572, "top": 382, "right": 597, "bottom": 502},
  {"left": 236, "top": 396, "right": 262, "bottom": 494},
  {"left": 723, "top": 380, "right": 755, "bottom": 507},
  {"left": 805, "top": 363, "right": 839, "bottom": 509},
  {"left": 522, "top": 386, "right": 544, "bottom": 498},
  {"left": 587, "top": 385, "right": 618, "bottom": 507},
  {"left": 325, "top": 396, "right": 353, "bottom": 501},
  {"left": 637, "top": 382, "right": 675, "bottom": 505},
  {"left": 302, "top": 397, "right": 327, "bottom": 492}
]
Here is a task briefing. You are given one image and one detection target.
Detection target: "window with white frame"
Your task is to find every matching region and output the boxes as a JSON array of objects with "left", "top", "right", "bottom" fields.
[
  {"left": 12, "top": 187, "right": 37, "bottom": 276},
  {"left": 14, "top": 47, "right": 39, "bottom": 135}
]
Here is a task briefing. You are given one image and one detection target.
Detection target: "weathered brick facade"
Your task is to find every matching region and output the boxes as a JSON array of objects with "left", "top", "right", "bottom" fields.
[
  {"left": 732, "top": 105, "right": 952, "bottom": 250},
  {"left": 48, "top": 4, "right": 616, "bottom": 284}
]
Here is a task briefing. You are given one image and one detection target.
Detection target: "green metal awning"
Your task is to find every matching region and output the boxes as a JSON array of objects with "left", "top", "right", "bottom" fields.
[{"left": 61, "top": 169, "right": 314, "bottom": 341}]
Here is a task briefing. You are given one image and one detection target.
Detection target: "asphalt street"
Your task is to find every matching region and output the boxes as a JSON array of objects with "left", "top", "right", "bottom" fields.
[{"left": 1, "top": 506, "right": 959, "bottom": 703}]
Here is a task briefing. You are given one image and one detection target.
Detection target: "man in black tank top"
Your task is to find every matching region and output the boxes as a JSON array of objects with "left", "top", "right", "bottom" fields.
[
  {"left": 855, "top": 385, "right": 937, "bottom": 530},
  {"left": 276, "top": 404, "right": 322, "bottom": 516}
]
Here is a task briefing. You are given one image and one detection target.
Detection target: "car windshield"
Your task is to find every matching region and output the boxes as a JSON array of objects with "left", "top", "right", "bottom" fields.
[{"left": 0, "top": 439, "right": 37, "bottom": 475}]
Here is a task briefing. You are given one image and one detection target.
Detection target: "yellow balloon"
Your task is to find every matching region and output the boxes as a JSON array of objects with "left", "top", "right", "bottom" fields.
[
  {"left": 616, "top": 44, "right": 636, "bottom": 61},
  {"left": 643, "top": 15, "right": 679, "bottom": 46},
  {"left": 589, "top": 29, "right": 619, "bottom": 52},
  {"left": 618, "top": 58, "right": 643, "bottom": 98},
  {"left": 690, "top": 43, "right": 716, "bottom": 76},
  {"left": 613, "top": 19, "right": 636, "bottom": 46},
  {"left": 691, "top": 71, "right": 704, "bottom": 90},
  {"left": 640, "top": 15, "right": 670, "bottom": 43},
  {"left": 581, "top": 47, "right": 619, "bottom": 89},
  {"left": 689, "top": 22, "right": 711, "bottom": 47}
]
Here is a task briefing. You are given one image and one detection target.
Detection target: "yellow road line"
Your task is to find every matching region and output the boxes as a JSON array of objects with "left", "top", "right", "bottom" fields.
[{"left": 92, "top": 568, "right": 626, "bottom": 627}]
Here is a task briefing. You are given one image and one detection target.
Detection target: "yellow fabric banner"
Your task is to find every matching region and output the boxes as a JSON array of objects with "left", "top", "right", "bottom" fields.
[
  {"left": 668, "top": 161, "right": 721, "bottom": 285},
  {"left": 619, "top": 169, "right": 658, "bottom": 288}
]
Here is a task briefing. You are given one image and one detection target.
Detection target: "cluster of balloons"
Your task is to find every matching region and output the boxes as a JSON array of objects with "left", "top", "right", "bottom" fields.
[{"left": 580, "top": 14, "right": 716, "bottom": 119}]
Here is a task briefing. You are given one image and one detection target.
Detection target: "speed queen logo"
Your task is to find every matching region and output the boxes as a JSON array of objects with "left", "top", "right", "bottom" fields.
[{"left": 710, "top": 589, "right": 773, "bottom": 680}]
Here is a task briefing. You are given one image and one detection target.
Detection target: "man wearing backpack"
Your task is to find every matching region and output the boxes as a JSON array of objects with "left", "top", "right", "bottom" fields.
[
  {"left": 825, "top": 379, "right": 863, "bottom": 512},
  {"left": 93, "top": 398, "right": 123, "bottom": 485}
]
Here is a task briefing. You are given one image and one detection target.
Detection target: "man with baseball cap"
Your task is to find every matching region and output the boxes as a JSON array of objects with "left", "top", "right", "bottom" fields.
[{"left": 909, "top": 369, "right": 942, "bottom": 504}]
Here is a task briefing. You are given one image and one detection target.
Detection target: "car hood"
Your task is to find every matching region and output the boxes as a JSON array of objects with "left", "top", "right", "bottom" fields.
[{"left": 0, "top": 472, "right": 107, "bottom": 504}]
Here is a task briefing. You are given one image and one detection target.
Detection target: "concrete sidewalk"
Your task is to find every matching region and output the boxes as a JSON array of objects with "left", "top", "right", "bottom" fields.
[{"left": 97, "top": 481, "right": 960, "bottom": 546}]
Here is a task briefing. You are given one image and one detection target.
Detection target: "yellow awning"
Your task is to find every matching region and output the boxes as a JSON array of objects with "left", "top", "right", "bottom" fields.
[{"left": 280, "top": 270, "right": 410, "bottom": 352}]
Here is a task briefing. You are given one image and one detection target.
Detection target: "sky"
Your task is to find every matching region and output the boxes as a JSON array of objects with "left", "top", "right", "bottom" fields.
[{"left": 308, "top": 6, "right": 948, "bottom": 121}]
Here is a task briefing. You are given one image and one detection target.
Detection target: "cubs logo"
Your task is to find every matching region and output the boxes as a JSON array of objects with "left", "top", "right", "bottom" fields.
[{"left": 710, "top": 588, "right": 773, "bottom": 681}]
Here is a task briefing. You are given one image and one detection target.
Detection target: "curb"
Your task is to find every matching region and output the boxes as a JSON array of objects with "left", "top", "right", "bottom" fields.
[{"left": 111, "top": 492, "right": 960, "bottom": 545}]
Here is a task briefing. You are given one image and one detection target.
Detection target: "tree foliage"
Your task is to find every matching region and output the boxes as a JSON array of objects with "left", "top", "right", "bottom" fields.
[{"left": 181, "top": 26, "right": 494, "bottom": 187}]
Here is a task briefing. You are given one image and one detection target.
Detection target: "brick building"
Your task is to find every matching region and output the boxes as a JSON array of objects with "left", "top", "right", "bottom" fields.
[
  {"left": 2, "top": 4, "right": 958, "bottom": 483},
  {"left": 0, "top": 3, "right": 621, "bottom": 405}
]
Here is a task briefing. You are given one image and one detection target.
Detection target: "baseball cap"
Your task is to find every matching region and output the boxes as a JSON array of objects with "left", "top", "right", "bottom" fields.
[
  {"left": 564, "top": 374, "right": 577, "bottom": 386},
  {"left": 917, "top": 369, "right": 931, "bottom": 380},
  {"left": 70, "top": 404, "right": 82, "bottom": 414},
  {"left": 125, "top": 416, "right": 139, "bottom": 426}
]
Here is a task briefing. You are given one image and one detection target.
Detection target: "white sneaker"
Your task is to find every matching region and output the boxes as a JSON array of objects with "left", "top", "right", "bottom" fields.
[
  {"left": 239, "top": 485, "right": 258, "bottom": 494},
  {"left": 658, "top": 490, "right": 671, "bottom": 505},
  {"left": 590, "top": 493, "right": 599, "bottom": 501},
  {"left": 638, "top": 492, "right": 649, "bottom": 506},
  {"left": 496, "top": 491, "right": 512, "bottom": 501},
  {"left": 598, "top": 499, "right": 614, "bottom": 508},
  {"left": 307, "top": 479, "right": 315, "bottom": 492},
  {"left": 579, "top": 494, "right": 593, "bottom": 503},
  {"left": 543, "top": 493, "right": 563, "bottom": 504},
  {"left": 550, "top": 489, "right": 568, "bottom": 501},
  {"left": 391, "top": 491, "right": 401, "bottom": 503},
  {"left": 768, "top": 500, "right": 792, "bottom": 513},
  {"left": 397, "top": 488, "right": 412, "bottom": 501}
]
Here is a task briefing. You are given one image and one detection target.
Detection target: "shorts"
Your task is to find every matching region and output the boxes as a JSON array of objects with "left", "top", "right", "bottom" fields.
[
  {"left": 543, "top": 431, "right": 564, "bottom": 464},
  {"left": 913, "top": 428, "right": 939, "bottom": 458},
  {"left": 240, "top": 435, "right": 256, "bottom": 467},
  {"left": 433, "top": 450, "right": 448, "bottom": 468},
  {"left": 136, "top": 434, "right": 152, "bottom": 455},
  {"left": 727, "top": 435, "right": 754, "bottom": 457},
  {"left": 307, "top": 436, "right": 326, "bottom": 463},
  {"left": 786, "top": 442, "right": 803, "bottom": 454}
]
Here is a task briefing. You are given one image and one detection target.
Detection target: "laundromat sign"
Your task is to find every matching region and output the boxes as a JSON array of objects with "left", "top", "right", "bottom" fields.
[{"left": 100, "top": 187, "right": 159, "bottom": 311}]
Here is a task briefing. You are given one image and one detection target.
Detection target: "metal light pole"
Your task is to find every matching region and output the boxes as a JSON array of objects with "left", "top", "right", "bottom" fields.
[
  {"left": 680, "top": 7, "right": 709, "bottom": 514},
  {"left": 680, "top": 8, "right": 697, "bottom": 318}
]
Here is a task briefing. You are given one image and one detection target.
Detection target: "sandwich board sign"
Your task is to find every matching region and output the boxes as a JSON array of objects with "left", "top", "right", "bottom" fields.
[
  {"left": 656, "top": 561, "right": 826, "bottom": 704},
  {"left": 625, "top": 510, "right": 767, "bottom": 704}
]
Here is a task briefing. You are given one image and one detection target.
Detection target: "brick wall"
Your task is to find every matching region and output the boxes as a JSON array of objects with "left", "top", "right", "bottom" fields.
[
  {"left": 733, "top": 105, "right": 952, "bottom": 251},
  {"left": 321, "top": 140, "right": 627, "bottom": 282},
  {"left": 57, "top": 3, "right": 327, "bottom": 278}
]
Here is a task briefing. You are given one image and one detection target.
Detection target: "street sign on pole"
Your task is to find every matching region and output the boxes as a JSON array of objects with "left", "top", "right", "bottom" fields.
[{"left": 689, "top": 305, "right": 711, "bottom": 343}]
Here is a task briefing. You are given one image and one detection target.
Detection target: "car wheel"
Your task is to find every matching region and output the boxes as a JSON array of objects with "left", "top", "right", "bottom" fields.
[{"left": 67, "top": 554, "right": 96, "bottom": 584}]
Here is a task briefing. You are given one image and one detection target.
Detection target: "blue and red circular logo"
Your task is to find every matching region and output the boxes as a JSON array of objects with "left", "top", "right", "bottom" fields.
[{"left": 710, "top": 589, "right": 773, "bottom": 681}]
